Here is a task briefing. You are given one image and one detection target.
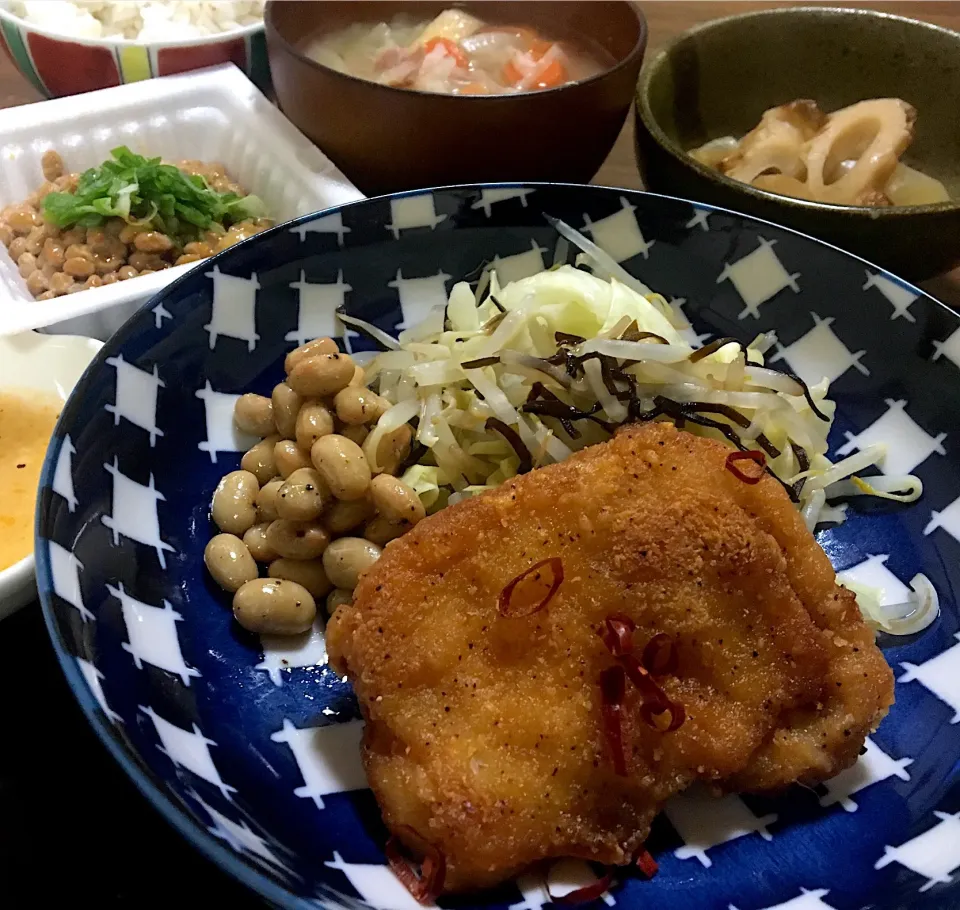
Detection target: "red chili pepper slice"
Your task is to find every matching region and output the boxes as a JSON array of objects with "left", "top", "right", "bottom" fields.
[
  {"left": 599, "top": 665, "right": 628, "bottom": 776},
  {"left": 555, "top": 871, "right": 614, "bottom": 904},
  {"left": 725, "top": 449, "right": 766, "bottom": 484},
  {"left": 617, "top": 654, "right": 672, "bottom": 715},
  {"left": 635, "top": 848, "right": 659, "bottom": 879},
  {"left": 602, "top": 613, "right": 636, "bottom": 657},
  {"left": 618, "top": 654, "right": 686, "bottom": 732},
  {"left": 498, "top": 557, "right": 564, "bottom": 618},
  {"left": 640, "top": 632, "right": 678, "bottom": 676},
  {"left": 639, "top": 699, "right": 687, "bottom": 733},
  {"left": 385, "top": 827, "right": 446, "bottom": 903}
]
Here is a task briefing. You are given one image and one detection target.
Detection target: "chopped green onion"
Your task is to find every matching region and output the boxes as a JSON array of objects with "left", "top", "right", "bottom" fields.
[{"left": 42, "top": 146, "right": 264, "bottom": 240}]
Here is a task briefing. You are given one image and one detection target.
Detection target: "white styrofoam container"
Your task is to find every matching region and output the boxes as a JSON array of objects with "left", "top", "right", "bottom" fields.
[{"left": 0, "top": 63, "right": 363, "bottom": 340}]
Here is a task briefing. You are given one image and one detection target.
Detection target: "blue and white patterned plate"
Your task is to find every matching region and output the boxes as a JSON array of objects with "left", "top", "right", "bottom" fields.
[{"left": 36, "top": 185, "right": 960, "bottom": 910}]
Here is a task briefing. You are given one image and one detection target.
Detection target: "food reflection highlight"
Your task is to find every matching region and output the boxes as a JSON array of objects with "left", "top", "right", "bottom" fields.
[
  {"left": 690, "top": 98, "right": 950, "bottom": 206},
  {"left": 304, "top": 8, "right": 611, "bottom": 95}
]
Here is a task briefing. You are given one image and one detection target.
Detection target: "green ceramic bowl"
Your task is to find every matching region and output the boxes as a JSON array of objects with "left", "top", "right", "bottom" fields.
[{"left": 634, "top": 6, "right": 960, "bottom": 281}]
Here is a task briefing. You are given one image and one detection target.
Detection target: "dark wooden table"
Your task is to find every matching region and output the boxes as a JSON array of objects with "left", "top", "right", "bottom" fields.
[
  {"left": 2, "top": 2, "right": 958, "bottom": 904},
  {"left": 0, "top": 604, "right": 255, "bottom": 901}
]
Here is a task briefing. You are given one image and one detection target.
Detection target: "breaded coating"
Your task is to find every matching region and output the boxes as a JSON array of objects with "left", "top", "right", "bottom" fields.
[{"left": 327, "top": 423, "right": 893, "bottom": 893}]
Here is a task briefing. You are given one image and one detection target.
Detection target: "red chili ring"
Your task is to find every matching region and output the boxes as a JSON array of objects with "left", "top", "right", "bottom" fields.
[
  {"left": 602, "top": 613, "right": 636, "bottom": 657},
  {"left": 555, "top": 871, "right": 614, "bottom": 904},
  {"left": 617, "top": 654, "right": 672, "bottom": 716},
  {"left": 385, "top": 828, "right": 446, "bottom": 903},
  {"left": 639, "top": 699, "right": 686, "bottom": 733},
  {"left": 640, "top": 632, "right": 678, "bottom": 677},
  {"left": 498, "top": 556, "right": 564, "bottom": 618},
  {"left": 725, "top": 449, "right": 766, "bottom": 484}
]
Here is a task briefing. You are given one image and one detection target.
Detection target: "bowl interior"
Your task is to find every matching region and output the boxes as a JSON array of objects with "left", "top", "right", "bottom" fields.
[
  {"left": 36, "top": 185, "right": 960, "bottom": 910},
  {"left": 641, "top": 7, "right": 960, "bottom": 198},
  {"left": 268, "top": 1, "right": 643, "bottom": 79},
  {"left": 0, "top": 331, "right": 102, "bottom": 397},
  {"left": 0, "top": 332, "right": 101, "bottom": 620}
]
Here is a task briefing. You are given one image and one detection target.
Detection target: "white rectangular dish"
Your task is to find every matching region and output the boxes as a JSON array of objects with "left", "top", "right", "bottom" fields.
[{"left": 0, "top": 63, "right": 363, "bottom": 340}]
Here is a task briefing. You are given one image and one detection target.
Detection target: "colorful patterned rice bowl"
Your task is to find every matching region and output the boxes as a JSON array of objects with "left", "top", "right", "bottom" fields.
[{"left": 0, "top": 1, "right": 268, "bottom": 97}]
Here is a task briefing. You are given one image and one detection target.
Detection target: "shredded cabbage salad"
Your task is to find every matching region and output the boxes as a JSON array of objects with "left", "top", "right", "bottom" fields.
[{"left": 345, "top": 219, "right": 935, "bottom": 636}]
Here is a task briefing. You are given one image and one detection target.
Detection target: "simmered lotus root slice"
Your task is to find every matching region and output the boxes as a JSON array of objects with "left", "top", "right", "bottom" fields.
[
  {"left": 722, "top": 99, "right": 827, "bottom": 184},
  {"left": 803, "top": 98, "right": 916, "bottom": 204}
]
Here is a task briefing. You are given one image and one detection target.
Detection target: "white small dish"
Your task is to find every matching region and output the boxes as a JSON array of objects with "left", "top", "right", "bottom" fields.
[
  {"left": 0, "top": 330, "right": 102, "bottom": 620},
  {"left": 0, "top": 63, "right": 363, "bottom": 340}
]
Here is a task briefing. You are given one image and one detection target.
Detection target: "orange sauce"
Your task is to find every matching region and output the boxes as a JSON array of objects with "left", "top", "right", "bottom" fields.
[{"left": 0, "top": 389, "right": 61, "bottom": 571}]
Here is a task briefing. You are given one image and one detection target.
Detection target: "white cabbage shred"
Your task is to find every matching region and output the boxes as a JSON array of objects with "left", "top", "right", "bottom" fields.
[
  {"left": 836, "top": 573, "right": 939, "bottom": 637},
  {"left": 358, "top": 219, "right": 929, "bottom": 635}
]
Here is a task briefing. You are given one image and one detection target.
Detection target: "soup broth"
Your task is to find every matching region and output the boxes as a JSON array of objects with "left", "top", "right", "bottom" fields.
[
  {"left": 302, "top": 9, "right": 613, "bottom": 95},
  {"left": 0, "top": 389, "right": 61, "bottom": 571}
]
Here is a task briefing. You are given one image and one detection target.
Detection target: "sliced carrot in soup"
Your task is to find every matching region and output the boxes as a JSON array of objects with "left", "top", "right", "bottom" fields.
[
  {"left": 423, "top": 36, "right": 469, "bottom": 68},
  {"left": 534, "top": 57, "right": 567, "bottom": 89}
]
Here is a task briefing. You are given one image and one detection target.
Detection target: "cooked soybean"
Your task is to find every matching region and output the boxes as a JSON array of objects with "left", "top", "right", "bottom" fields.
[
  {"left": 256, "top": 478, "right": 285, "bottom": 522},
  {"left": 243, "top": 522, "right": 279, "bottom": 563},
  {"left": 209, "top": 336, "right": 431, "bottom": 612},
  {"left": 370, "top": 474, "right": 426, "bottom": 526},
  {"left": 324, "top": 496, "right": 375, "bottom": 534},
  {"left": 326, "top": 588, "right": 353, "bottom": 615},
  {"left": 311, "top": 434, "right": 371, "bottom": 501},
  {"left": 333, "top": 386, "right": 387, "bottom": 426},
  {"left": 240, "top": 434, "right": 281, "bottom": 485},
  {"left": 234, "top": 393, "right": 275, "bottom": 437},
  {"left": 295, "top": 402, "right": 335, "bottom": 451},
  {"left": 276, "top": 467, "right": 330, "bottom": 521},
  {"left": 274, "top": 439, "right": 313, "bottom": 478},
  {"left": 285, "top": 337, "right": 338, "bottom": 375},
  {"left": 204, "top": 533, "right": 258, "bottom": 592},
  {"left": 340, "top": 424, "right": 369, "bottom": 447},
  {"left": 272, "top": 382, "right": 302, "bottom": 439},
  {"left": 322, "top": 537, "right": 382, "bottom": 589},
  {"left": 363, "top": 514, "right": 408, "bottom": 547},
  {"left": 365, "top": 423, "right": 413, "bottom": 476},
  {"left": 232, "top": 578, "right": 317, "bottom": 635},
  {"left": 287, "top": 352, "right": 355, "bottom": 398},
  {"left": 211, "top": 470, "right": 259, "bottom": 535},
  {"left": 268, "top": 558, "right": 332, "bottom": 599},
  {"left": 266, "top": 519, "right": 330, "bottom": 560}
]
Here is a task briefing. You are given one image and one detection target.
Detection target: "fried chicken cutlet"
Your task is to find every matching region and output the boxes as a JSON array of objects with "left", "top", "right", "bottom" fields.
[{"left": 327, "top": 423, "right": 894, "bottom": 893}]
